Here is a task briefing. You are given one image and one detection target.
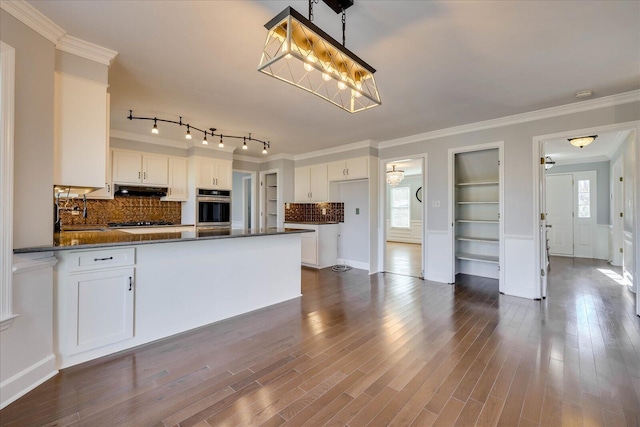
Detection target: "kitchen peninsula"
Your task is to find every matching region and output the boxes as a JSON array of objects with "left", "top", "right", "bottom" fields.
[{"left": 15, "top": 228, "right": 310, "bottom": 369}]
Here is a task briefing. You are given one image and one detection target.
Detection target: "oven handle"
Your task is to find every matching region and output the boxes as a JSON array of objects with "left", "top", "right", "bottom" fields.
[{"left": 197, "top": 197, "right": 231, "bottom": 202}]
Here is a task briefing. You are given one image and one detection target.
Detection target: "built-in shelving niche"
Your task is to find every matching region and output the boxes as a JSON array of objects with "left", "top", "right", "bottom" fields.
[
  {"left": 264, "top": 172, "right": 278, "bottom": 228},
  {"left": 454, "top": 149, "right": 501, "bottom": 280}
]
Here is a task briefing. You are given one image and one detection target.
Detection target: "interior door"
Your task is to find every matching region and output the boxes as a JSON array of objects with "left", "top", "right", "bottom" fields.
[
  {"left": 546, "top": 174, "right": 574, "bottom": 255},
  {"left": 612, "top": 157, "right": 624, "bottom": 266},
  {"left": 540, "top": 157, "right": 548, "bottom": 298},
  {"left": 573, "top": 171, "right": 597, "bottom": 258},
  {"left": 623, "top": 145, "right": 635, "bottom": 291}
]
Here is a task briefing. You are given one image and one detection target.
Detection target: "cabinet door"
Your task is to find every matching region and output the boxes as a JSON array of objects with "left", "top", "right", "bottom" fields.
[
  {"left": 142, "top": 154, "right": 169, "bottom": 186},
  {"left": 112, "top": 151, "right": 142, "bottom": 184},
  {"left": 67, "top": 267, "right": 135, "bottom": 354},
  {"left": 196, "top": 158, "right": 215, "bottom": 189},
  {"left": 327, "top": 161, "right": 347, "bottom": 181},
  {"left": 345, "top": 157, "right": 368, "bottom": 180},
  {"left": 301, "top": 232, "right": 318, "bottom": 265},
  {"left": 309, "top": 164, "right": 328, "bottom": 201},
  {"left": 164, "top": 157, "right": 188, "bottom": 201},
  {"left": 87, "top": 97, "right": 112, "bottom": 199},
  {"left": 54, "top": 73, "right": 108, "bottom": 188},
  {"left": 294, "top": 167, "right": 311, "bottom": 201},
  {"left": 214, "top": 159, "right": 232, "bottom": 190}
]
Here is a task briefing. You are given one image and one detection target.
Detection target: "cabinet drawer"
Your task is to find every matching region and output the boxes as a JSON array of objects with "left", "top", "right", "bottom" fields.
[{"left": 68, "top": 248, "right": 136, "bottom": 272}]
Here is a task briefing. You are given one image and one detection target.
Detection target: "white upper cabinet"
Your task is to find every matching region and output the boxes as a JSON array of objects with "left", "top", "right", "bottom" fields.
[
  {"left": 163, "top": 157, "right": 188, "bottom": 201},
  {"left": 295, "top": 164, "right": 328, "bottom": 202},
  {"left": 54, "top": 72, "right": 108, "bottom": 188},
  {"left": 195, "top": 157, "right": 232, "bottom": 190},
  {"left": 327, "top": 156, "right": 369, "bottom": 181},
  {"left": 112, "top": 150, "right": 169, "bottom": 186}
]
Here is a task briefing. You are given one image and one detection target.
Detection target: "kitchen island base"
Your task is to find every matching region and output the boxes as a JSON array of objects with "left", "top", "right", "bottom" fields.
[{"left": 54, "top": 233, "right": 302, "bottom": 369}]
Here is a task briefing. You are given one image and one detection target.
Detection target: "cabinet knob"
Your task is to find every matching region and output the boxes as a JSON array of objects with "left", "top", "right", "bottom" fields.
[
  {"left": 107, "top": 183, "right": 111, "bottom": 193},
  {"left": 138, "top": 171, "right": 141, "bottom": 179},
  {"left": 144, "top": 172, "right": 147, "bottom": 180}
]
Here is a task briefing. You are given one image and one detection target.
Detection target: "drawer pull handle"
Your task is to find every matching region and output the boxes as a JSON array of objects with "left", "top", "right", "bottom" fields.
[
  {"left": 129, "top": 277, "right": 132, "bottom": 291},
  {"left": 94, "top": 256, "right": 113, "bottom": 261}
]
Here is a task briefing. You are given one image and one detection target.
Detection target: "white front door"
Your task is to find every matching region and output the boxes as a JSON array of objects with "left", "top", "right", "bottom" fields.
[
  {"left": 546, "top": 174, "right": 574, "bottom": 255},
  {"left": 573, "top": 171, "right": 597, "bottom": 258}
]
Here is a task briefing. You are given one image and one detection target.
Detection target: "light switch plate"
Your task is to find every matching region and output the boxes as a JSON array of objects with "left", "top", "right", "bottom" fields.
[
  {"left": 432, "top": 200, "right": 441, "bottom": 208},
  {"left": 356, "top": 208, "right": 360, "bottom": 215}
]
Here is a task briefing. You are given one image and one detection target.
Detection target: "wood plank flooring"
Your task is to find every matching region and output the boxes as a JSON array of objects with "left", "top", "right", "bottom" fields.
[
  {"left": 385, "top": 242, "right": 422, "bottom": 278},
  {"left": 1, "top": 256, "right": 639, "bottom": 426}
]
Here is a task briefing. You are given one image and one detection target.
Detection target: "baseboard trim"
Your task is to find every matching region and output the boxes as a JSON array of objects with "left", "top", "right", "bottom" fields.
[
  {"left": 337, "top": 258, "right": 369, "bottom": 271},
  {"left": 0, "top": 354, "right": 57, "bottom": 409}
]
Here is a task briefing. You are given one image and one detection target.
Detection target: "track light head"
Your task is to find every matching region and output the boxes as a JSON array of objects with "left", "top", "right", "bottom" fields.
[
  {"left": 219, "top": 135, "right": 224, "bottom": 148},
  {"left": 151, "top": 118, "right": 159, "bottom": 134},
  {"left": 185, "top": 125, "right": 192, "bottom": 140}
]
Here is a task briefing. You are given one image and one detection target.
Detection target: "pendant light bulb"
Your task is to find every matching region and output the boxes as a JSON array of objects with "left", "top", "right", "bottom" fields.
[
  {"left": 218, "top": 135, "right": 224, "bottom": 148},
  {"left": 322, "top": 72, "right": 332, "bottom": 82},
  {"left": 151, "top": 119, "right": 159, "bottom": 134},
  {"left": 262, "top": 143, "right": 268, "bottom": 155},
  {"left": 242, "top": 137, "right": 248, "bottom": 150},
  {"left": 337, "top": 81, "right": 347, "bottom": 90},
  {"left": 185, "top": 125, "right": 192, "bottom": 140},
  {"left": 304, "top": 62, "right": 314, "bottom": 72},
  {"left": 202, "top": 133, "right": 208, "bottom": 145}
]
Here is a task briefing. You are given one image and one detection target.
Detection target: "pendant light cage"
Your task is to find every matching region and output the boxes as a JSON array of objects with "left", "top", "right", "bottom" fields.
[{"left": 258, "top": 7, "right": 381, "bottom": 113}]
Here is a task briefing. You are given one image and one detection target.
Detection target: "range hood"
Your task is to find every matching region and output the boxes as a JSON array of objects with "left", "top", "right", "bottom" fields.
[{"left": 114, "top": 185, "right": 168, "bottom": 197}]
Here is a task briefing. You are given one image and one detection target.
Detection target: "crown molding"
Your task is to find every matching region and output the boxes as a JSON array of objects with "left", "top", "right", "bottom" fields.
[
  {"left": 0, "top": 0, "right": 65, "bottom": 44},
  {"left": 294, "top": 139, "right": 377, "bottom": 161},
  {"left": 232, "top": 154, "right": 262, "bottom": 164},
  {"left": 56, "top": 35, "right": 117, "bottom": 66},
  {"left": 379, "top": 90, "right": 640, "bottom": 150}
]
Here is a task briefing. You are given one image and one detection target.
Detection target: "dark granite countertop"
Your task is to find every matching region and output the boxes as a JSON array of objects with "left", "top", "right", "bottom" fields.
[
  {"left": 14, "top": 227, "right": 312, "bottom": 253},
  {"left": 283, "top": 221, "right": 339, "bottom": 225}
]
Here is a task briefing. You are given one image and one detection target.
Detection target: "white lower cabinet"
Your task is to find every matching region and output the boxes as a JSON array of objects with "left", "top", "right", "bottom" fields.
[
  {"left": 285, "top": 223, "right": 338, "bottom": 268},
  {"left": 56, "top": 248, "right": 136, "bottom": 367},
  {"left": 67, "top": 267, "right": 134, "bottom": 354}
]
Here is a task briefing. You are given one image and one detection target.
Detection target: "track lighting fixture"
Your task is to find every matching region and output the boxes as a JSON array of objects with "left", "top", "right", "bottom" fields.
[
  {"left": 128, "top": 111, "right": 272, "bottom": 154},
  {"left": 258, "top": 0, "right": 381, "bottom": 113}
]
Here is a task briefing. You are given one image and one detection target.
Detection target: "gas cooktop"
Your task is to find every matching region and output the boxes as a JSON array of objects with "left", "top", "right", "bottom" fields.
[{"left": 108, "top": 221, "right": 175, "bottom": 227}]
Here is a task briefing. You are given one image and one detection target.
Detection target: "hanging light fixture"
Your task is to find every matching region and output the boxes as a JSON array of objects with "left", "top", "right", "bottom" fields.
[
  {"left": 258, "top": 1, "right": 381, "bottom": 113},
  {"left": 568, "top": 135, "right": 597, "bottom": 148},
  {"left": 544, "top": 156, "right": 556, "bottom": 170},
  {"left": 218, "top": 134, "right": 224, "bottom": 148},
  {"left": 202, "top": 132, "right": 208, "bottom": 145},
  {"left": 185, "top": 125, "right": 192, "bottom": 140},
  {"left": 151, "top": 118, "right": 159, "bottom": 134},
  {"left": 386, "top": 165, "right": 404, "bottom": 187},
  {"left": 262, "top": 142, "right": 269, "bottom": 155}
]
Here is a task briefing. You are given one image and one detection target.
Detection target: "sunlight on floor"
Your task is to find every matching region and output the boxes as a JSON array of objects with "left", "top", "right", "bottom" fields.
[{"left": 597, "top": 268, "right": 631, "bottom": 286}]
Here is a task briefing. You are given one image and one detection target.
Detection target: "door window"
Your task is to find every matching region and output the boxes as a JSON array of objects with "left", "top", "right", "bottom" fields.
[{"left": 577, "top": 179, "right": 590, "bottom": 218}]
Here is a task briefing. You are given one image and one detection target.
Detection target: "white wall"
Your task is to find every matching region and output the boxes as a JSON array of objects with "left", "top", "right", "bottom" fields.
[
  {"left": 379, "top": 101, "right": 640, "bottom": 299},
  {"left": 232, "top": 171, "right": 250, "bottom": 227},
  {"left": 336, "top": 180, "right": 369, "bottom": 268}
]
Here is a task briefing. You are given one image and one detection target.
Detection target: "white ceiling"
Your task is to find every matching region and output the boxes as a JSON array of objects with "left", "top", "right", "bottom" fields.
[
  {"left": 28, "top": 0, "right": 640, "bottom": 157},
  {"left": 544, "top": 130, "right": 629, "bottom": 166}
]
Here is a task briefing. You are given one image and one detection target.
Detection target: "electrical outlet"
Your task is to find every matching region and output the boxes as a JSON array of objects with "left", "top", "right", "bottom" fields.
[
  {"left": 71, "top": 211, "right": 79, "bottom": 216},
  {"left": 356, "top": 208, "right": 360, "bottom": 215},
  {"left": 322, "top": 208, "right": 326, "bottom": 215},
  {"left": 432, "top": 200, "right": 441, "bottom": 208},
  {"left": 285, "top": 203, "right": 290, "bottom": 209}
]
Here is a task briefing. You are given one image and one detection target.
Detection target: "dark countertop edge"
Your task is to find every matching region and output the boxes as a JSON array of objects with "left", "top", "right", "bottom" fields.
[
  {"left": 283, "top": 222, "right": 340, "bottom": 225},
  {"left": 13, "top": 228, "right": 313, "bottom": 254}
]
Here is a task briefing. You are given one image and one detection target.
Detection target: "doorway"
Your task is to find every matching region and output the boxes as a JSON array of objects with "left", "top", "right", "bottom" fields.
[
  {"left": 546, "top": 170, "right": 598, "bottom": 258},
  {"left": 231, "top": 170, "right": 256, "bottom": 229},
  {"left": 383, "top": 158, "right": 424, "bottom": 278},
  {"left": 536, "top": 124, "right": 638, "bottom": 315}
]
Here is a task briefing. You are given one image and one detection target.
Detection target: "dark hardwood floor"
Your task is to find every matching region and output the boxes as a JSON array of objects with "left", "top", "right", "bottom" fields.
[{"left": 1, "top": 257, "right": 639, "bottom": 426}]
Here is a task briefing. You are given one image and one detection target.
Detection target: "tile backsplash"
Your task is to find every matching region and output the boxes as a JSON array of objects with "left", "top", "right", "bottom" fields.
[
  {"left": 284, "top": 202, "right": 344, "bottom": 223},
  {"left": 57, "top": 196, "right": 181, "bottom": 228}
]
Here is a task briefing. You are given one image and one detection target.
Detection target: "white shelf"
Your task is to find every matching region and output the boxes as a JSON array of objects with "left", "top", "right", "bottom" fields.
[
  {"left": 456, "top": 201, "right": 499, "bottom": 205},
  {"left": 456, "top": 252, "right": 499, "bottom": 263},
  {"left": 456, "top": 181, "right": 499, "bottom": 187},
  {"left": 456, "top": 236, "right": 499, "bottom": 243},
  {"left": 456, "top": 219, "right": 499, "bottom": 223}
]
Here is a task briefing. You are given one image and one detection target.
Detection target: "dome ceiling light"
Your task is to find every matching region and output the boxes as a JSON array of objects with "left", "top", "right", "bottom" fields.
[
  {"left": 258, "top": 0, "right": 381, "bottom": 113},
  {"left": 568, "top": 135, "right": 598, "bottom": 148}
]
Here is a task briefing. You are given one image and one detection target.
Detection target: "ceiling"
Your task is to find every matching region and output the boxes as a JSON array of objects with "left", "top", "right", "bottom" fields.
[
  {"left": 28, "top": 0, "right": 640, "bottom": 157},
  {"left": 544, "top": 130, "right": 629, "bottom": 166}
]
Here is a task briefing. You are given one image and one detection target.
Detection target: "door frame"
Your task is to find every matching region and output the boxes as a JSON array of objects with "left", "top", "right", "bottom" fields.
[
  {"left": 259, "top": 168, "right": 281, "bottom": 228},
  {"left": 533, "top": 120, "right": 640, "bottom": 315},
  {"left": 378, "top": 154, "right": 428, "bottom": 278},
  {"left": 232, "top": 169, "right": 257, "bottom": 229},
  {"left": 611, "top": 155, "right": 624, "bottom": 266},
  {"left": 448, "top": 141, "right": 505, "bottom": 290}
]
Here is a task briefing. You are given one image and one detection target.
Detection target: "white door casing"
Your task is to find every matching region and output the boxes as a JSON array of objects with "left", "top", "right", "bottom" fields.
[
  {"left": 546, "top": 174, "right": 574, "bottom": 256},
  {"left": 612, "top": 156, "right": 624, "bottom": 266}
]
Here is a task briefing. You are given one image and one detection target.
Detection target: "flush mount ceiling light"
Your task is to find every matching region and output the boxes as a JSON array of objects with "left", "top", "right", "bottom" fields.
[
  {"left": 568, "top": 135, "right": 597, "bottom": 148},
  {"left": 258, "top": 0, "right": 381, "bottom": 113},
  {"left": 386, "top": 165, "right": 405, "bottom": 187},
  {"left": 544, "top": 156, "right": 556, "bottom": 170},
  {"left": 127, "top": 111, "right": 271, "bottom": 154}
]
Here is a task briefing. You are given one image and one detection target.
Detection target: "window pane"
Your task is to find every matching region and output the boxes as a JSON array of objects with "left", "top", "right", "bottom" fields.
[
  {"left": 578, "top": 192, "right": 590, "bottom": 205},
  {"left": 578, "top": 205, "right": 590, "bottom": 218},
  {"left": 391, "top": 187, "right": 410, "bottom": 207},
  {"left": 390, "top": 187, "right": 410, "bottom": 228},
  {"left": 578, "top": 180, "right": 589, "bottom": 192},
  {"left": 391, "top": 208, "right": 409, "bottom": 228}
]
